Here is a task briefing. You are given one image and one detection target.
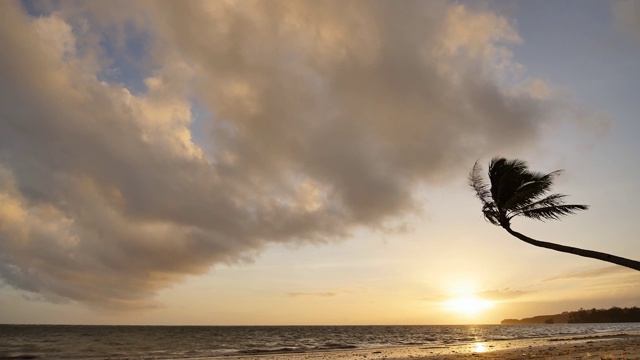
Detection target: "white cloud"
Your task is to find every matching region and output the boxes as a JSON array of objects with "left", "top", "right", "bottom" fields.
[{"left": 0, "top": 0, "right": 599, "bottom": 310}]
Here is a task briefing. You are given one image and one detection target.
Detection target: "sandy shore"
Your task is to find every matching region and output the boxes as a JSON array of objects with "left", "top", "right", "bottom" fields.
[{"left": 217, "top": 331, "right": 640, "bottom": 360}]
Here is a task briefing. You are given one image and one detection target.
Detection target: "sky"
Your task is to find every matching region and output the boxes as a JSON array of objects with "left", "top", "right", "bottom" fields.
[{"left": 0, "top": 0, "right": 639, "bottom": 325}]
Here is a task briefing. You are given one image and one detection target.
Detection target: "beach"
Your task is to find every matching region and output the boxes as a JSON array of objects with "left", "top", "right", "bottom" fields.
[{"left": 219, "top": 332, "right": 640, "bottom": 360}]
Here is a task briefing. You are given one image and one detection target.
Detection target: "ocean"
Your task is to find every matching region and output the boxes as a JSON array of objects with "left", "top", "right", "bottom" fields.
[{"left": 2, "top": 323, "right": 640, "bottom": 359}]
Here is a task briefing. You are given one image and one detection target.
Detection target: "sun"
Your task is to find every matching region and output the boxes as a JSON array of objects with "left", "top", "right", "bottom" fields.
[{"left": 443, "top": 296, "right": 494, "bottom": 315}]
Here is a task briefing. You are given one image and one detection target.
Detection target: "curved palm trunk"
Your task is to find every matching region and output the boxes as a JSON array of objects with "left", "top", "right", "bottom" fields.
[{"left": 504, "top": 227, "right": 640, "bottom": 272}]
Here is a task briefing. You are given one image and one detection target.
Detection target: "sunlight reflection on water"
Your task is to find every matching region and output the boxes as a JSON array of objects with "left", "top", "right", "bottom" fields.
[{"left": 474, "top": 342, "right": 487, "bottom": 353}]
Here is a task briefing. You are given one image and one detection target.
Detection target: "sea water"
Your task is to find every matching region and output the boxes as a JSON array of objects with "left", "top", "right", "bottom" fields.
[{"left": 2, "top": 323, "right": 640, "bottom": 359}]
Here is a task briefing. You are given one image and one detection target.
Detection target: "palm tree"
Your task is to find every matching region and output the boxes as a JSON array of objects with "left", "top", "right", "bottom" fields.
[{"left": 469, "top": 157, "right": 640, "bottom": 271}]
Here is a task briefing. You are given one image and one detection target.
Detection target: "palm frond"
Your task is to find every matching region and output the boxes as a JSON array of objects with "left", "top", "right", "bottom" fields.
[
  {"left": 469, "top": 161, "right": 492, "bottom": 205},
  {"left": 508, "top": 193, "right": 567, "bottom": 216},
  {"left": 489, "top": 158, "right": 530, "bottom": 208},
  {"left": 510, "top": 170, "right": 562, "bottom": 206},
  {"left": 488, "top": 158, "right": 528, "bottom": 185},
  {"left": 471, "top": 157, "right": 588, "bottom": 228},
  {"left": 521, "top": 204, "right": 589, "bottom": 221}
]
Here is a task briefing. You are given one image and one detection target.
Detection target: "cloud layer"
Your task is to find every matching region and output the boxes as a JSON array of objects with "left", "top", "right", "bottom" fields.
[
  {"left": 0, "top": 0, "right": 583, "bottom": 309},
  {"left": 613, "top": 0, "right": 640, "bottom": 41}
]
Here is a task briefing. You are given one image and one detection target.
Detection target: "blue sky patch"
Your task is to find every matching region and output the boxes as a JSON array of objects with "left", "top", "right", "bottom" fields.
[{"left": 98, "top": 21, "right": 151, "bottom": 95}]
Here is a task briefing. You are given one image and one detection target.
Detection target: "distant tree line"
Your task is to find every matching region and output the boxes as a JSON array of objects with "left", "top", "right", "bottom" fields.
[
  {"left": 502, "top": 307, "right": 640, "bottom": 324},
  {"left": 568, "top": 307, "right": 640, "bottom": 323}
]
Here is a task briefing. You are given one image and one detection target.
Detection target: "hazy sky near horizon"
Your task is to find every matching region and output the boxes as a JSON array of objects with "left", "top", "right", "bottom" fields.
[{"left": 1, "top": 0, "right": 640, "bottom": 325}]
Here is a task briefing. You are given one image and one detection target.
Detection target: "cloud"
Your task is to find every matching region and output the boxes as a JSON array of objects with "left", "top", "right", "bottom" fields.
[
  {"left": 287, "top": 288, "right": 369, "bottom": 298},
  {"left": 422, "top": 287, "right": 532, "bottom": 302},
  {"left": 0, "top": 0, "right": 596, "bottom": 310},
  {"left": 476, "top": 288, "right": 533, "bottom": 301},
  {"left": 288, "top": 292, "right": 340, "bottom": 298},
  {"left": 542, "top": 266, "right": 635, "bottom": 282},
  {"left": 613, "top": 0, "right": 640, "bottom": 41}
]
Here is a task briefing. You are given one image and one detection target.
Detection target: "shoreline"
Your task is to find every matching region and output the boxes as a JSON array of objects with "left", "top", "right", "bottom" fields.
[{"left": 212, "top": 331, "right": 640, "bottom": 360}]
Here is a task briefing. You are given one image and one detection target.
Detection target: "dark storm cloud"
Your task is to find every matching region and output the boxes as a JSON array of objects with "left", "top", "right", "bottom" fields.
[{"left": 0, "top": 0, "right": 593, "bottom": 309}]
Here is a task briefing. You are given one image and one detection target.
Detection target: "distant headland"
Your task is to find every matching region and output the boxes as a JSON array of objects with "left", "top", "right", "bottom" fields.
[{"left": 502, "top": 306, "right": 640, "bottom": 324}]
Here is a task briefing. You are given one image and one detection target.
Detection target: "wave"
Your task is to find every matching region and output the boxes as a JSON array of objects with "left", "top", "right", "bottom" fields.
[
  {"left": 237, "top": 342, "right": 358, "bottom": 355},
  {"left": 3, "top": 323, "right": 640, "bottom": 359}
]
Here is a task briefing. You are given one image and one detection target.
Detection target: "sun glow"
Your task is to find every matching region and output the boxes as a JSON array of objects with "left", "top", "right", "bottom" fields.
[{"left": 444, "top": 296, "right": 494, "bottom": 315}]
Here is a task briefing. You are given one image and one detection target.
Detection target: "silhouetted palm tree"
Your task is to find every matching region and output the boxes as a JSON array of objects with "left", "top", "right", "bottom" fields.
[{"left": 470, "top": 157, "right": 640, "bottom": 271}]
